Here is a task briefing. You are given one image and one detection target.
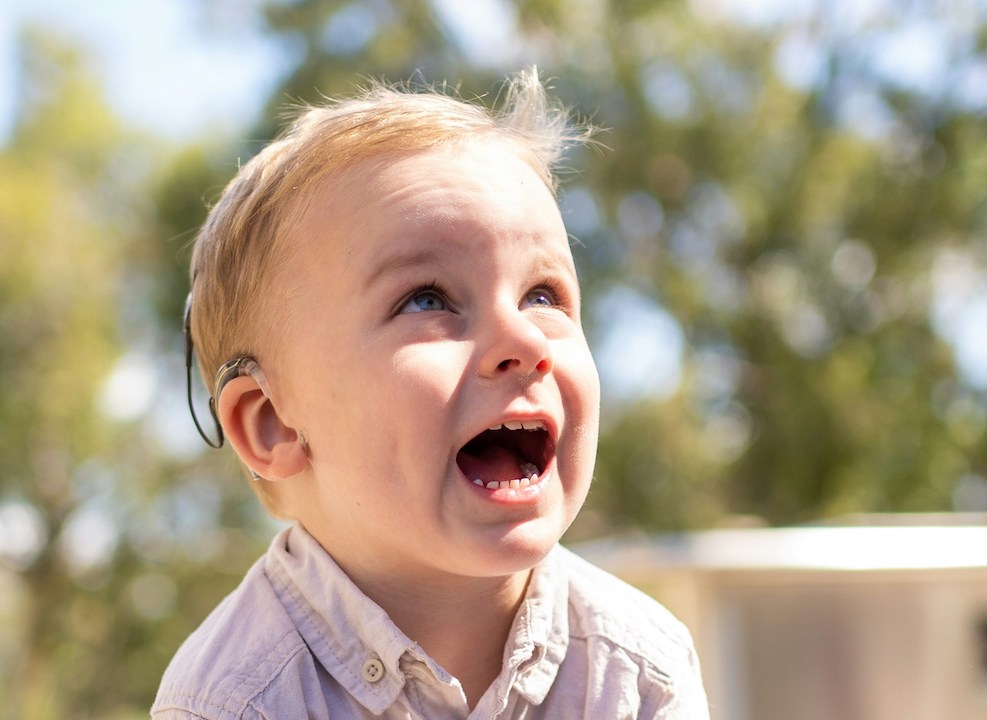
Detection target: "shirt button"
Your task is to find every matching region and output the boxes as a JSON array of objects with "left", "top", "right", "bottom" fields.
[{"left": 362, "top": 657, "right": 385, "bottom": 684}]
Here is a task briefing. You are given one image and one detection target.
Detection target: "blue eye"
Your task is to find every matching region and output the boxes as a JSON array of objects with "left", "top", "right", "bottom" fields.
[
  {"left": 400, "top": 287, "right": 447, "bottom": 313},
  {"left": 524, "top": 288, "right": 558, "bottom": 308}
]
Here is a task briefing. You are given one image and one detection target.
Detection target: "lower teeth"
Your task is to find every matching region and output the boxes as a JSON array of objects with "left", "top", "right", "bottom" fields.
[{"left": 472, "top": 462, "right": 542, "bottom": 490}]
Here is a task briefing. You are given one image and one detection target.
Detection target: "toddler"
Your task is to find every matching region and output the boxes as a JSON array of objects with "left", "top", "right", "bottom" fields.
[{"left": 154, "top": 69, "right": 709, "bottom": 719}]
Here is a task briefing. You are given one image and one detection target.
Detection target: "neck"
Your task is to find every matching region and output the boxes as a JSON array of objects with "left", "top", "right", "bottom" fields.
[{"left": 352, "top": 565, "right": 531, "bottom": 710}]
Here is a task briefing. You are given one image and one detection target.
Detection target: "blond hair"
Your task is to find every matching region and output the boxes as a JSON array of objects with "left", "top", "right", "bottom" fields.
[{"left": 188, "top": 68, "right": 589, "bottom": 501}]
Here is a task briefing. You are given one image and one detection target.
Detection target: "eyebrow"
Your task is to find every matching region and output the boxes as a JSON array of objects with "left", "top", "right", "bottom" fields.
[
  {"left": 366, "top": 242, "right": 576, "bottom": 289},
  {"left": 366, "top": 248, "right": 443, "bottom": 287}
]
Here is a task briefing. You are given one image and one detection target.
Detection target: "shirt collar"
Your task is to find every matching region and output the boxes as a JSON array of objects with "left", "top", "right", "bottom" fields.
[
  {"left": 503, "top": 544, "right": 570, "bottom": 706},
  {"left": 264, "top": 525, "right": 415, "bottom": 715},
  {"left": 264, "top": 525, "right": 571, "bottom": 715}
]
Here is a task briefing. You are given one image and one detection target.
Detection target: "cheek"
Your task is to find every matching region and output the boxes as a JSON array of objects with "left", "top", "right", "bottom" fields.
[
  {"left": 563, "top": 342, "right": 602, "bottom": 418},
  {"left": 339, "top": 344, "right": 468, "bottom": 454},
  {"left": 562, "top": 349, "right": 601, "bottom": 474},
  {"left": 390, "top": 342, "right": 471, "bottom": 397}
]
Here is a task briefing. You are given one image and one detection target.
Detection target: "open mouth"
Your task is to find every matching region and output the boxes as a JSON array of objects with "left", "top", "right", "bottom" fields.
[{"left": 456, "top": 420, "right": 554, "bottom": 490}]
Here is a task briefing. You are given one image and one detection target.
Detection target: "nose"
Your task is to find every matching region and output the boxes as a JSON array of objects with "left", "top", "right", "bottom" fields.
[{"left": 477, "top": 304, "right": 554, "bottom": 380}]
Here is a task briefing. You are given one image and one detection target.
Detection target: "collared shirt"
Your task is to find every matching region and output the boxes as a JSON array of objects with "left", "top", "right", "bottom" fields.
[{"left": 152, "top": 525, "right": 709, "bottom": 719}]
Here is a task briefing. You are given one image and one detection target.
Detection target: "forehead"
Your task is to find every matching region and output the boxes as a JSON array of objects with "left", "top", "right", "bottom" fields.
[{"left": 292, "top": 140, "right": 572, "bottom": 269}]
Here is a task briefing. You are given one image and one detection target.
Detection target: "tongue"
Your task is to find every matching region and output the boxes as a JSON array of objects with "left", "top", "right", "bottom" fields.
[{"left": 458, "top": 444, "right": 525, "bottom": 486}]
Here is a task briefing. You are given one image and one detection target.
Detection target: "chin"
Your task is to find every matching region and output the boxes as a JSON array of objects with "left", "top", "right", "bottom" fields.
[{"left": 459, "top": 520, "right": 568, "bottom": 579}]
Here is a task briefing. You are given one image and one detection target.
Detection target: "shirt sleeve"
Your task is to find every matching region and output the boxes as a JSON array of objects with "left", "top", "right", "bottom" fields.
[{"left": 652, "top": 642, "right": 711, "bottom": 720}]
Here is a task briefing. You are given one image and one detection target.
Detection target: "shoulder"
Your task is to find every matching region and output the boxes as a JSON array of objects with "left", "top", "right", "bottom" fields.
[
  {"left": 151, "top": 558, "right": 312, "bottom": 720},
  {"left": 560, "top": 545, "right": 696, "bottom": 658},
  {"left": 557, "top": 545, "right": 708, "bottom": 716}
]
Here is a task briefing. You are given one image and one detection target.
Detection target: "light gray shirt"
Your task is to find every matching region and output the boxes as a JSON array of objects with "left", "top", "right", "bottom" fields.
[{"left": 152, "top": 525, "right": 709, "bottom": 719}]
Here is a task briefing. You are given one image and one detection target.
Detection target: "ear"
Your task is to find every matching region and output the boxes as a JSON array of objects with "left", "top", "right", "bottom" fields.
[{"left": 217, "top": 375, "right": 308, "bottom": 481}]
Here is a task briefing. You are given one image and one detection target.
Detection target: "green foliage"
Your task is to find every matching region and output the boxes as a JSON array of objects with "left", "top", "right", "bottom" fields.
[
  {"left": 0, "top": 28, "right": 275, "bottom": 720},
  {"left": 510, "top": 0, "right": 987, "bottom": 531}
]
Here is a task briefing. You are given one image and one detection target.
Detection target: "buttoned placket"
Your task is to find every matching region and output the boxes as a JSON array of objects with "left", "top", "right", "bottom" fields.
[
  {"left": 267, "top": 527, "right": 575, "bottom": 718},
  {"left": 401, "top": 656, "right": 438, "bottom": 686}
]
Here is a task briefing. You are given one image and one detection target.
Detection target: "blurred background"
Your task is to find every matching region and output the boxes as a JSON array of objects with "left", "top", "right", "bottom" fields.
[{"left": 1, "top": 0, "right": 986, "bottom": 718}]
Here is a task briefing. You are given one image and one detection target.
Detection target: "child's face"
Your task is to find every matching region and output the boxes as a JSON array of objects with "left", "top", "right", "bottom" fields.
[{"left": 268, "top": 139, "right": 600, "bottom": 582}]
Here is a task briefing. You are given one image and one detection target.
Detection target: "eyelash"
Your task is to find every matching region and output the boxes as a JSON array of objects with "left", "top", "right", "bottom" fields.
[
  {"left": 526, "top": 278, "right": 568, "bottom": 310},
  {"left": 396, "top": 277, "right": 573, "bottom": 315},
  {"left": 397, "top": 281, "right": 448, "bottom": 314}
]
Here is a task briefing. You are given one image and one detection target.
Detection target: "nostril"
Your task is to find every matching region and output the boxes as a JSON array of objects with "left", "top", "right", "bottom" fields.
[{"left": 494, "top": 357, "right": 551, "bottom": 375}]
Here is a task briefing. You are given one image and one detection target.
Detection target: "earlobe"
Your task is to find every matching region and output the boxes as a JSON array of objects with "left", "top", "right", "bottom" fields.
[{"left": 217, "top": 375, "right": 309, "bottom": 481}]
